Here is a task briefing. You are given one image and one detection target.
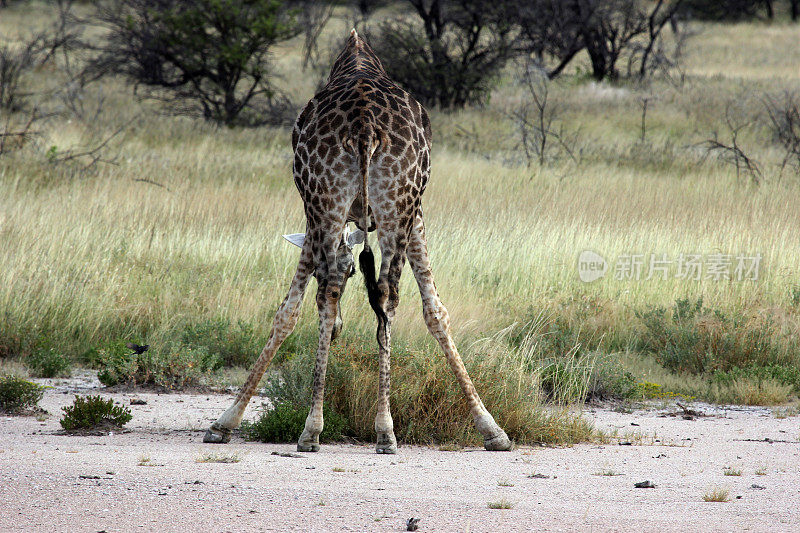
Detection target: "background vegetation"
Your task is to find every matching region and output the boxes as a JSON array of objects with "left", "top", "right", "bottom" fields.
[{"left": 2, "top": 0, "right": 800, "bottom": 443}]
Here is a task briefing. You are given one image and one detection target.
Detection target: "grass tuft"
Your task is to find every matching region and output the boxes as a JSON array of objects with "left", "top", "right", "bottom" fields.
[
  {"left": 723, "top": 467, "right": 742, "bottom": 476},
  {"left": 703, "top": 487, "right": 731, "bottom": 502},
  {"left": 196, "top": 451, "right": 241, "bottom": 463},
  {"left": 487, "top": 498, "right": 514, "bottom": 509}
]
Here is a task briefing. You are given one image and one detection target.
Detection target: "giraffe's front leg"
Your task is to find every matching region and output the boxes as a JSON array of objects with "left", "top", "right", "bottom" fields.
[{"left": 204, "top": 245, "right": 312, "bottom": 443}]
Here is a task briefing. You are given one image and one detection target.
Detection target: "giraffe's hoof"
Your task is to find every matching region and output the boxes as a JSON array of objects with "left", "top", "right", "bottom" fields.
[
  {"left": 375, "top": 432, "right": 397, "bottom": 454},
  {"left": 203, "top": 426, "right": 231, "bottom": 444},
  {"left": 484, "top": 430, "right": 512, "bottom": 451},
  {"left": 297, "top": 441, "right": 320, "bottom": 452}
]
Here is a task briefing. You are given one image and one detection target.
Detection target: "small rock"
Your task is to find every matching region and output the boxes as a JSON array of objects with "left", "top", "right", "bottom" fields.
[
  {"left": 406, "top": 517, "right": 420, "bottom": 531},
  {"left": 750, "top": 484, "right": 766, "bottom": 490},
  {"left": 130, "top": 398, "right": 147, "bottom": 405},
  {"left": 634, "top": 480, "right": 656, "bottom": 488},
  {"left": 271, "top": 451, "right": 303, "bottom": 458}
]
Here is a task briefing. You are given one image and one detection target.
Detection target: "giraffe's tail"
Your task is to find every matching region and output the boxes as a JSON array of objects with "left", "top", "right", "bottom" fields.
[{"left": 352, "top": 126, "right": 388, "bottom": 346}]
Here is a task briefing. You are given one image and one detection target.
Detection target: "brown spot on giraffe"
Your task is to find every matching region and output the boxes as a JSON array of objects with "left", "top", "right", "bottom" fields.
[{"left": 203, "top": 29, "right": 511, "bottom": 453}]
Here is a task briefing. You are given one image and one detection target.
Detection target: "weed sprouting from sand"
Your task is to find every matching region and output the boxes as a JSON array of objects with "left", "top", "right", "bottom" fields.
[
  {"left": 196, "top": 451, "right": 241, "bottom": 464},
  {"left": 703, "top": 487, "right": 730, "bottom": 502},
  {"left": 723, "top": 466, "right": 742, "bottom": 476},
  {"left": 487, "top": 498, "right": 514, "bottom": 509},
  {"left": 593, "top": 469, "right": 623, "bottom": 477},
  {"left": 497, "top": 479, "right": 515, "bottom": 487}
]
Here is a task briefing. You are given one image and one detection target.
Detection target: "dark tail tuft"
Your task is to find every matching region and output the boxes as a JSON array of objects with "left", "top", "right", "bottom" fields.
[{"left": 359, "top": 246, "right": 387, "bottom": 349}]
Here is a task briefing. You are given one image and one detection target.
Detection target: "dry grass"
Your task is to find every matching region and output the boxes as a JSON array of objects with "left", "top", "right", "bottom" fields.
[
  {"left": 1, "top": 3, "right": 799, "bottom": 429},
  {"left": 487, "top": 498, "right": 514, "bottom": 510},
  {"left": 703, "top": 487, "right": 731, "bottom": 502},
  {"left": 195, "top": 451, "right": 241, "bottom": 464}
]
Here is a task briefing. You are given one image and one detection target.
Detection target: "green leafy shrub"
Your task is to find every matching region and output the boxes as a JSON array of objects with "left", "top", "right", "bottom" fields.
[
  {"left": 27, "top": 347, "right": 71, "bottom": 378},
  {"left": 97, "top": 343, "right": 221, "bottom": 390},
  {"left": 181, "top": 318, "right": 265, "bottom": 368},
  {"left": 241, "top": 401, "right": 348, "bottom": 443},
  {"left": 60, "top": 395, "right": 132, "bottom": 431},
  {"left": 0, "top": 374, "right": 45, "bottom": 414},
  {"left": 712, "top": 364, "right": 800, "bottom": 393},
  {"left": 636, "top": 298, "right": 794, "bottom": 375}
]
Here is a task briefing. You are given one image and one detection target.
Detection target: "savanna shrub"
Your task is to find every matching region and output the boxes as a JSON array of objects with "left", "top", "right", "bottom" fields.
[
  {"left": 180, "top": 318, "right": 264, "bottom": 368},
  {"left": 636, "top": 298, "right": 794, "bottom": 375},
  {"left": 97, "top": 343, "right": 220, "bottom": 389},
  {"left": 27, "top": 347, "right": 71, "bottom": 378},
  {"left": 60, "top": 395, "right": 132, "bottom": 430},
  {"left": 0, "top": 374, "right": 45, "bottom": 414},
  {"left": 241, "top": 401, "right": 348, "bottom": 443}
]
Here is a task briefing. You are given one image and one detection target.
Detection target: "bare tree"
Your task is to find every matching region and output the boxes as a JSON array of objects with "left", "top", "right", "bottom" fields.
[
  {"left": 764, "top": 92, "right": 800, "bottom": 178},
  {"left": 0, "top": 0, "right": 79, "bottom": 111},
  {"left": 515, "top": 0, "right": 686, "bottom": 82},
  {"left": 509, "top": 62, "right": 579, "bottom": 168},
  {"left": 699, "top": 104, "right": 762, "bottom": 186}
]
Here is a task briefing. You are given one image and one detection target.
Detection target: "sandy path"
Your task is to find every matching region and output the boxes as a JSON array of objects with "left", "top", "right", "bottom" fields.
[{"left": 1, "top": 375, "right": 799, "bottom": 532}]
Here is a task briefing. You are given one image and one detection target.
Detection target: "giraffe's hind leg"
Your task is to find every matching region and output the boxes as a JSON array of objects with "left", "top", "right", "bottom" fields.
[
  {"left": 372, "top": 224, "right": 408, "bottom": 454},
  {"left": 204, "top": 241, "right": 314, "bottom": 443},
  {"left": 406, "top": 213, "right": 511, "bottom": 451}
]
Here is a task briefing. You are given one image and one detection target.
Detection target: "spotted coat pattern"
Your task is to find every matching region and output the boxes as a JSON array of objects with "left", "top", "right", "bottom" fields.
[{"left": 204, "top": 30, "right": 511, "bottom": 453}]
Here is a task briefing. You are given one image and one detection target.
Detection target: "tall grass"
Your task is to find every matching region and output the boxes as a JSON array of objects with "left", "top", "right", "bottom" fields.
[{"left": 1, "top": 6, "right": 799, "bottom": 410}]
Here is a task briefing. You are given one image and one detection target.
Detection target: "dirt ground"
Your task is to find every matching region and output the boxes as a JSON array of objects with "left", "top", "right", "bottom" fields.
[{"left": 1, "top": 373, "right": 799, "bottom": 532}]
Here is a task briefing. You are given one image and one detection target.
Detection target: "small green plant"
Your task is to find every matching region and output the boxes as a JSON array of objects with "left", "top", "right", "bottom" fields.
[
  {"left": 593, "top": 469, "right": 623, "bottom": 477},
  {"left": 241, "top": 401, "right": 347, "bottom": 443},
  {"left": 27, "top": 347, "right": 71, "bottom": 378},
  {"left": 703, "top": 487, "right": 730, "bottom": 502},
  {"left": 332, "top": 467, "right": 346, "bottom": 472},
  {"left": 487, "top": 498, "right": 514, "bottom": 509},
  {"left": 60, "top": 395, "right": 132, "bottom": 431},
  {"left": 755, "top": 467, "right": 767, "bottom": 476},
  {"left": 723, "top": 467, "right": 742, "bottom": 476},
  {"left": 196, "top": 451, "right": 241, "bottom": 463},
  {"left": 497, "top": 479, "right": 515, "bottom": 487},
  {"left": 0, "top": 374, "right": 45, "bottom": 414}
]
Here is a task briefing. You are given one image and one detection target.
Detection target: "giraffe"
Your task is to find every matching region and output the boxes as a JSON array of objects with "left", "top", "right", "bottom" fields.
[{"left": 203, "top": 29, "right": 511, "bottom": 454}]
